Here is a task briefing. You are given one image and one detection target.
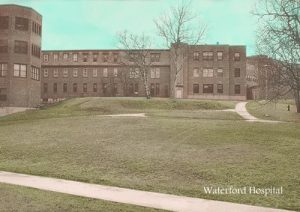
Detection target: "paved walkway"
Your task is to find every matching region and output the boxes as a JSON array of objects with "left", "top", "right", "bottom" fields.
[
  {"left": 0, "top": 107, "right": 32, "bottom": 117},
  {"left": 100, "top": 113, "right": 146, "bottom": 118},
  {"left": 235, "top": 102, "right": 281, "bottom": 123},
  {"left": 0, "top": 171, "right": 290, "bottom": 212}
]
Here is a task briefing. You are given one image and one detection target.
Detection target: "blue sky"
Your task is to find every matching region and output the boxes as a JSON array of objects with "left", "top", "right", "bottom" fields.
[{"left": 1, "top": 0, "right": 259, "bottom": 55}]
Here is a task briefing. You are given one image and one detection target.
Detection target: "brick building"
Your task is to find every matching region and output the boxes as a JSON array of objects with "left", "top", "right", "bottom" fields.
[
  {"left": 0, "top": 4, "right": 42, "bottom": 107},
  {"left": 1, "top": 4, "right": 247, "bottom": 107}
]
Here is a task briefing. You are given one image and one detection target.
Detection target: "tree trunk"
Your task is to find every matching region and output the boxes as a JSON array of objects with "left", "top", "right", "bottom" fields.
[
  {"left": 294, "top": 90, "right": 300, "bottom": 113},
  {"left": 142, "top": 72, "right": 151, "bottom": 99}
]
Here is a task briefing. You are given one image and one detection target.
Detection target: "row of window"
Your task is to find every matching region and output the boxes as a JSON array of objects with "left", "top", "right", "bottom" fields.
[
  {"left": 193, "top": 84, "right": 241, "bottom": 94},
  {"left": 43, "top": 52, "right": 162, "bottom": 63},
  {"left": 44, "top": 52, "right": 120, "bottom": 63},
  {"left": 0, "top": 63, "right": 40, "bottom": 80},
  {"left": 0, "top": 40, "right": 41, "bottom": 56},
  {"left": 43, "top": 67, "right": 161, "bottom": 79},
  {"left": 43, "top": 82, "right": 166, "bottom": 97},
  {"left": 193, "top": 51, "right": 241, "bottom": 61},
  {"left": 44, "top": 82, "right": 138, "bottom": 94},
  {"left": 193, "top": 68, "right": 241, "bottom": 77},
  {"left": 0, "top": 16, "right": 41, "bottom": 35}
]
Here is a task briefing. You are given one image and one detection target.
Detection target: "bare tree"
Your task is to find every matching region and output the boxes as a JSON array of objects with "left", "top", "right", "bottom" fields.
[
  {"left": 154, "top": 0, "right": 206, "bottom": 97},
  {"left": 254, "top": 0, "right": 300, "bottom": 112},
  {"left": 118, "top": 31, "right": 153, "bottom": 99}
]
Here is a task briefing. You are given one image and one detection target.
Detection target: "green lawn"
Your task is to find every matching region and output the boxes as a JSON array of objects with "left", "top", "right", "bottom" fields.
[
  {"left": 247, "top": 100, "right": 300, "bottom": 122},
  {"left": 0, "top": 97, "right": 237, "bottom": 123},
  {"left": 0, "top": 183, "right": 164, "bottom": 212},
  {"left": 0, "top": 98, "right": 299, "bottom": 211}
]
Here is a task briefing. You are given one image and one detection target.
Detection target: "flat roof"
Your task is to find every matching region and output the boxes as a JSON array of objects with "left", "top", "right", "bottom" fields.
[
  {"left": 0, "top": 4, "right": 42, "bottom": 17},
  {"left": 42, "top": 49, "right": 170, "bottom": 52}
]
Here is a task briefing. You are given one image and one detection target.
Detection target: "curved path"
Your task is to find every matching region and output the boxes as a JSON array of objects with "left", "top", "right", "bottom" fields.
[
  {"left": 0, "top": 171, "right": 290, "bottom": 212},
  {"left": 235, "top": 102, "right": 282, "bottom": 123}
]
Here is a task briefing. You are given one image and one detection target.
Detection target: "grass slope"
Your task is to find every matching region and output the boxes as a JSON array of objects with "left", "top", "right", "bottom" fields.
[
  {"left": 247, "top": 100, "right": 300, "bottom": 122},
  {"left": 0, "top": 98, "right": 299, "bottom": 210},
  {"left": 0, "top": 97, "right": 237, "bottom": 123}
]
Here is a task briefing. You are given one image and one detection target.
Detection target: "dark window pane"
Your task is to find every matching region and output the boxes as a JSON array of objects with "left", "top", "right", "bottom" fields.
[
  {"left": 15, "top": 17, "right": 29, "bottom": 31},
  {"left": 193, "top": 84, "right": 199, "bottom": 94},
  {"left": 203, "top": 84, "right": 213, "bottom": 93},
  {"left": 0, "top": 16, "right": 9, "bottom": 29}
]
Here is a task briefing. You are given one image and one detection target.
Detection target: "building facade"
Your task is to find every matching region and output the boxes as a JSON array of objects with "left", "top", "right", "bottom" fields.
[
  {"left": 1, "top": 4, "right": 247, "bottom": 107},
  {"left": 0, "top": 4, "right": 42, "bottom": 107},
  {"left": 41, "top": 45, "right": 246, "bottom": 102}
]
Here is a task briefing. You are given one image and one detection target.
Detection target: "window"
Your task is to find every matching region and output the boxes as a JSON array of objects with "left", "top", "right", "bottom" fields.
[
  {"left": 193, "top": 68, "right": 199, "bottom": 77},
  {"left": 235, "top": 84, "right": 241, "bottom": 94},
  {"left": 0, "top": 63, "right": 8, "bottom": 77},
  {"left": 103, "top": 83, "right": 107, "bottom": 95},
  {"left": 53, "top": 83, "right": 57, "bottom": 93},
  {"left": 63, "top": 53, "right": 68, "bottom": 60},
  {"left": 0, "top": 16, "right": 9, "bottom": 29},
  {"left": 203, "top": 84, "right": 213, "bottom": 93},
  {"left": 83, "top": 83, "right": 87, "bottom": 93},
  {"left": 73, "top": 83, "right": 77, "bottom": 92},
  {"left": 130, "top": 68, "right": 139, "bottom": 78},
  {"left": 150, "top": 68, "right": 155, "bottom": 78},
  {"left": 193, "top": 84, "right": 199, "bottom": 94},
  {"left": 14, "top": 40, "right": 28, "bottom": 54},
  {"left": 150, "top": 68, "right": 160, "bottom": 79},
  {"left": 43, "top": 54, "right": 49, "bottom": 62},
  {"left": 13, "top": 64, "right": 27, "bottom": 77},
  {"left": 150, "top": 84, "right": 155, "bottom": 96},
  {"left": 83, "top": 53, "right": 88, "bottom": 62},
  {"left": 203, "top": 51, "right": 214, "bottom": 60},
  {"left": 73, "top": 68, "right": 78, "bottom": 77},
  {"left": 43, "top": 69, "right": 48, "bottom": 77},
  {"left": 234, "top": 52, "right": 241, "bottom": 61},
  {"left": 92, "top": 68, "right": 97, "bottom": 77},
  {"left": 31, "top": 44, "right": 41, "bottom": 58},
  {"left": 129, "top": 52, "right": 138, "bottom": 62},
  {"left": 217, "top": 84, "right": 223, "bottom": 93},
  {"left": 150, "top": 53, "right": 160, "bottom": 62},
  {"left": 93, "top": 53, "right": 98, "bottom": 62},
  {"left": 103, "top": 53, "right": 109, "bottom": 62},
  {"left": 93, "top": 83, "right": 97, "bottom": 92},
  {"left": 217, "top": 68, "right": 223, "bottom": 77},
  {"left": 113, "top": 68, "right": 118, "bottom": 77},
  {"left": 73, "top": 53, "right": 78, "bottom": 62},
  {"left": 193, "top": 52, "right": 200, "bottom": 61},
  {"left": 156, "top": 83, "right": 160, "bottom": 96},
  {"left": 63, "top": 68, "right": 68, "bottom": 77},
  {"left": 234, "top": 68, "right": 240, "bottom": 77},
  {"left": 0, "top": 40, "right": 8, "bottom": 53},
  {"left": 113, "top": 53, "right": 119, "bottom": 63},
  {"left": 53, "top": 53, "right": 59, "bottom": 61},
  {"left": 103, "top": 68, "right": 108, "bottom": 77},
  {"left": 134, "top": 83, "right": 139, "bottom": 94},
  {"left": 43, "top": 83, "right": 48, "bottom": 93},
  {"left": 31, "top": 66, "right": 40, "bottom": 80},
  {"left": 15, "top": 17, "right": 28, "bottom": 31},
  {"left": 83, "top": 68, "right": 88, "bottom": 77},
  {"left": 155, "top": 68, "right": 160, "bottom": 78},
  {"left": 0, "top": 88, "right": 7, "bottom": 101},
  {"left": 217, "top": 52, "right": 223, "bottom": 60},
  {"left": 32, "top": 21, "right": 41, "bottom": 36},
  {"left": 53, "top": 69, "right": 58, "bottom": 78},
  {"left": 203, "top": 68, "right": 214, "bottom": 77},
  {"left": 63, "top": 83, "right": 67, "bottom": 93}
]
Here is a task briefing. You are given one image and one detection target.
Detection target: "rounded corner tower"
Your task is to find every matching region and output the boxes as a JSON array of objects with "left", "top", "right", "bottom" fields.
[{"left": 0, "top": 4, "right": 42, "bottom": 107}]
